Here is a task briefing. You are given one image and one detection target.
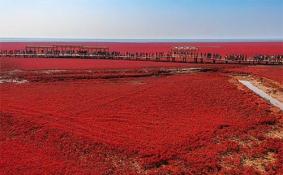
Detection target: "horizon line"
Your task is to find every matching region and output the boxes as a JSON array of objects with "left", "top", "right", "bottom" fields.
[{"left": 1, "top": 37, "right": 283, "bottom": 43}]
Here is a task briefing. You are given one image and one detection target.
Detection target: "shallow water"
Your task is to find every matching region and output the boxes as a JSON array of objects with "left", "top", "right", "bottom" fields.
[
  {"left": 0, "top": 77, "right": 28, "bottom": 84},
  {"left": 239, "top": 80, "right": 283, "bottom": 111}
]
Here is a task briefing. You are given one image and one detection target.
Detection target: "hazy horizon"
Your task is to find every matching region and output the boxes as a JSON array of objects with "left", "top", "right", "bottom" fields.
[
  {"left": 0, "top": 0, "right": 282, "bottom": 39},
  {"left": 1, "top": 37, "right": 283, "bottom": 43}
]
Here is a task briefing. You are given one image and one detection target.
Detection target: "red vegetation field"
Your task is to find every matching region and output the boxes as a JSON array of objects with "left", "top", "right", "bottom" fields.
[
  {"left": 1, "top": 41, "right": 283, "bottom": 56},
  {"left": 0, "top": 57, "right": 191, "bottom": 71},
  {"left": 1, "top": 42, "right": 283, "bottom": 174},
  {"left": 227, "top": 66, "right": 283, "bottom": 84}
]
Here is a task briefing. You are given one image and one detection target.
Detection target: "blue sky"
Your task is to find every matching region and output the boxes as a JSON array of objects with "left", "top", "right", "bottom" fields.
[{"left": 0, "top": 0, "right": 282, "bottom": 39}]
